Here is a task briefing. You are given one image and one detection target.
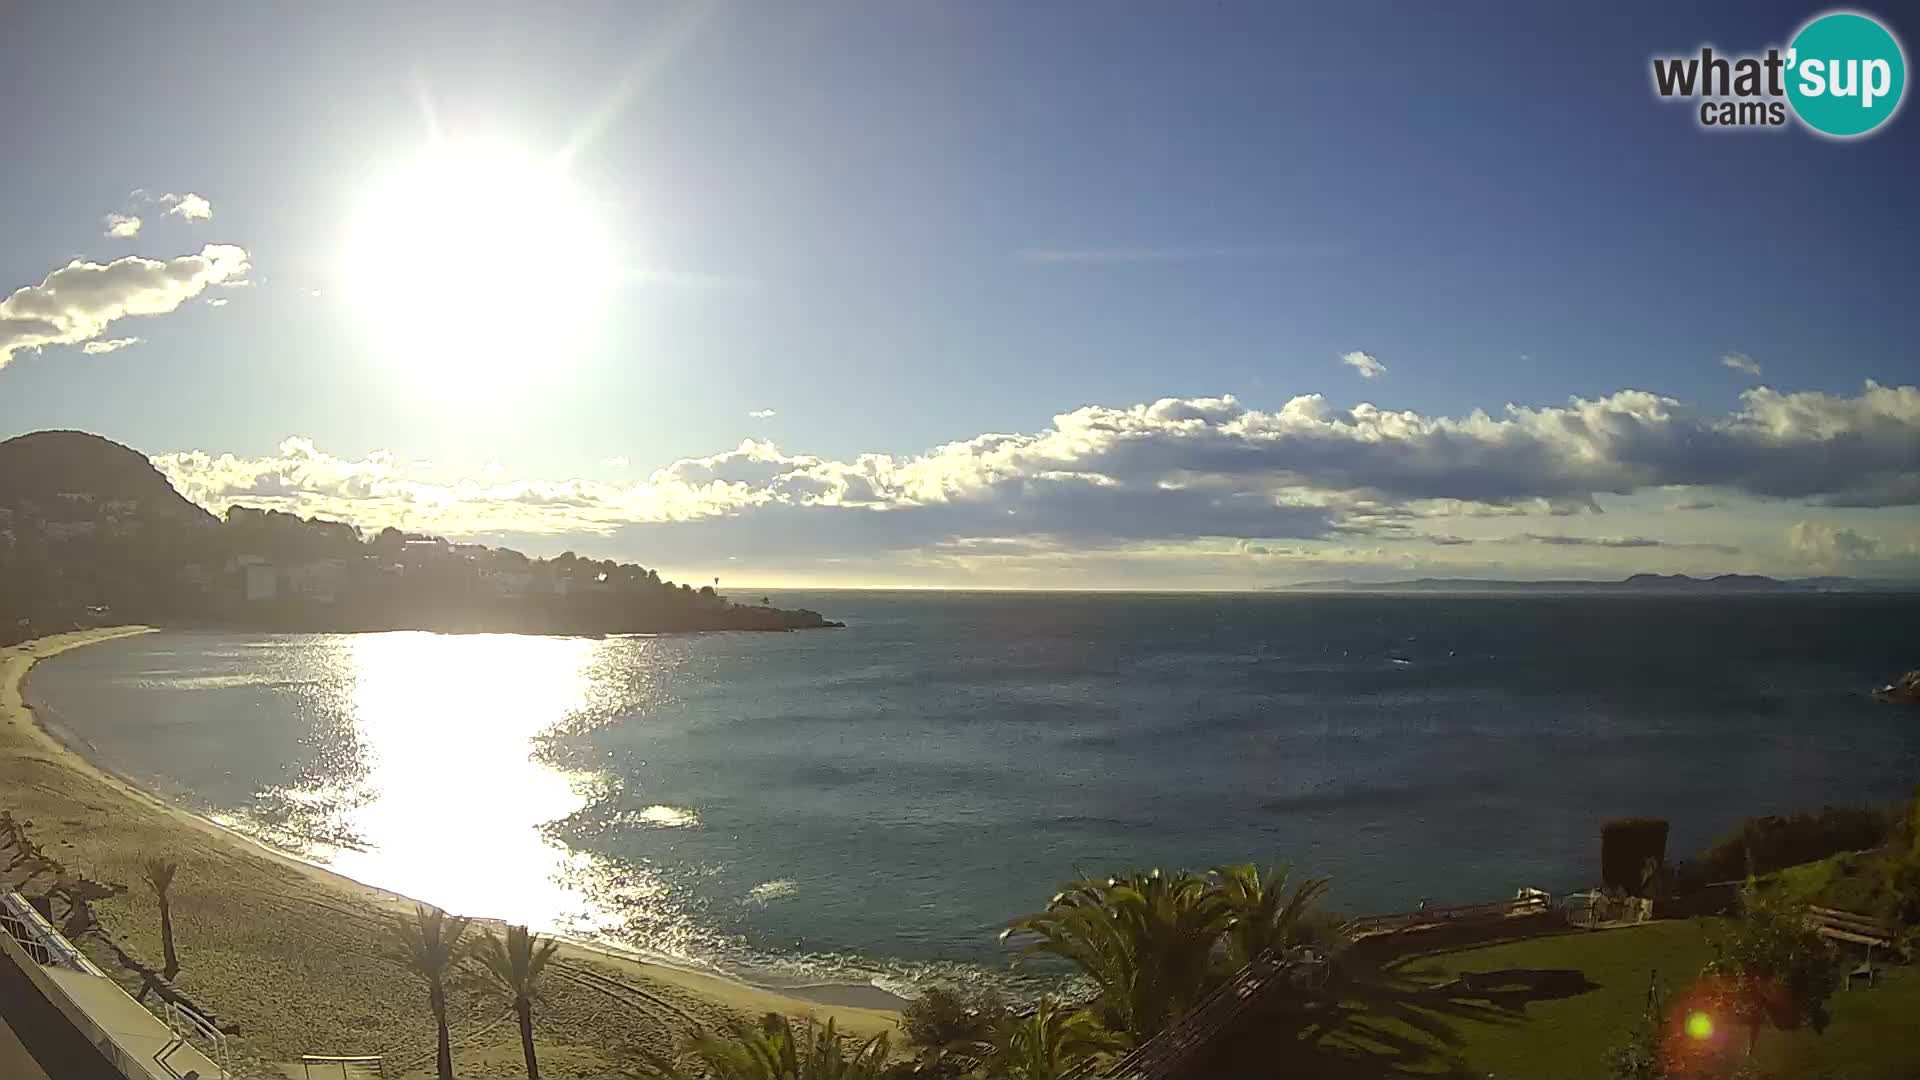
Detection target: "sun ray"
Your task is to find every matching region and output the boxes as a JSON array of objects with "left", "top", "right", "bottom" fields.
[{"left": 558, "top": 0, "right": 720, "bottom": 169}]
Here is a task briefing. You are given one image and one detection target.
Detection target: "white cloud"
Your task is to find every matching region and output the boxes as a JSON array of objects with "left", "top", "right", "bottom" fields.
[
  {"left": 1786, "top": 521, "right": 1878, "bottom": 562},
  {"left": 81, "top": 337, "right": 143, "bottom": 355},
  {"left": 161, "top": 192, "right": 213, "bottom": 221},
  {"left": 206, "top": 297, "right": 229, "bottom": 307},
  {"left": 1522, "top": 533, "right": 1739, "bottom": 554},
  {"left": 748, "top": 408, "right": 777, "bottom": 419},
  {"left": 151, "top": 383, "right": 1920, "bottom": 579},
  {"left": 1340, "top": 350, "right": 1387, "bottom": 379},
  {"left": 107, "top": 190, "right": 214, "bottom": 232},
  {"left": 1721, "top": 352, "right": 1762, "bottom": 377},
  {"left": 0, "top": 244, "right": 251, "bottom": 369},
  {"left": 603, "top": 456, "right": 630, "bottom": 470}
]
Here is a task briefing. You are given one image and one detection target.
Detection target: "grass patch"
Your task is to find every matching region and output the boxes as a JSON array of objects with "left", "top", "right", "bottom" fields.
[{"left": 1290, "top": 919, "right": 1920, "bottom": 1079}]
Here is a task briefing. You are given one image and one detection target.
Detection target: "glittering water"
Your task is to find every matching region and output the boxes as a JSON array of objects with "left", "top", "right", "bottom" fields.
[{"left": 27, "top": 592, "right": 1920, "bottom": 996}]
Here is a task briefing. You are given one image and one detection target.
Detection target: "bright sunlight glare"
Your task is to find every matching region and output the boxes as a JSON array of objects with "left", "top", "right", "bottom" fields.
[{"left": 341, "top": 138, "right": 618, "bottom": 385}]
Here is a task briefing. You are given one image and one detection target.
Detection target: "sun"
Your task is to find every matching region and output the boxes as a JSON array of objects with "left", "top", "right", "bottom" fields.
[{"left": 342, "top": 138, "right": 617, "bottom": 384}]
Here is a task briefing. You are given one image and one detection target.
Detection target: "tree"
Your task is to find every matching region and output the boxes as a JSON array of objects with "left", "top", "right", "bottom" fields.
[
  {"left": 471, "top": 924, "right": 560, "bottom": 1079},
  {"left": 981, "top": 998, "right": 1123, "bottom": 1080},
  {"left": 646, "top": 1013, "right": 890, "bottom": 1080},
  {"left": 392, "top": 904, "right": 473, "bottom": 1080},
  {"left": 1210, "top": 862, "right": 1330, "bottom": 969},
  {"left": 1698, "top": 883, "right": 1840, "bottom": 1057},
  {"left": 1602, "top": 819, "right": 1670, "bottom": 896},
  {"left": 1003, "top": 869, "right": 1232, "bottom": 1042},
  {"left": 142, "top": 858, "right": 180, "bottom": 980},
  {"left": 1880, "top": 789, "right": 1920, "bottom": 925}
]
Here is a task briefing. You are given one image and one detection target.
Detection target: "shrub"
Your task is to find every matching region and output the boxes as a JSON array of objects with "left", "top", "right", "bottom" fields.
[
  {"left": 901, "top": 986, "right": 1009, "bottom": 1050},
  {"left": 1882, "top": 793, "right": 1920, "bottom": 926},
  {"left": 1698, "top": 883, "right": 1841, "bottom": 1057},
  {"left": 1602, "top": 819, "right": 1670, "bottom": 896},
  {"left": 1696, "top": 805, "right": 1895, "bottom": 881}
]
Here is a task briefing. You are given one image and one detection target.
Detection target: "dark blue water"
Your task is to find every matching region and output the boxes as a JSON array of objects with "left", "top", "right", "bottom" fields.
[{"left": 28, "top": 592, "right": 1920, "bottom": 995}]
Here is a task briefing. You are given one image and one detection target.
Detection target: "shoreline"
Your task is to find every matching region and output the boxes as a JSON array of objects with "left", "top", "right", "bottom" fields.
[{"left": 2, "top": 627, "right": 901, "bottom": 1076}]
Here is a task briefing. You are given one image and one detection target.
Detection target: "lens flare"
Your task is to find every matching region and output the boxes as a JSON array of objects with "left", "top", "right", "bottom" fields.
[{"left": 1685, "top": 1011, "right": 1714, "bottom": 1041}]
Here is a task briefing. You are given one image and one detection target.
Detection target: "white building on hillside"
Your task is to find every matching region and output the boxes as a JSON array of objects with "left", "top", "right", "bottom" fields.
[{"left": 234, "top": 556, "right": 278, "bottom": 602}]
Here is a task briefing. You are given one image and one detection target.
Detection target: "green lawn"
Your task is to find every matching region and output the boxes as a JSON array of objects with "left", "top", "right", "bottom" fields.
[{"left": 1286, "top": 919, "right": 1920, "bottom": 1079}]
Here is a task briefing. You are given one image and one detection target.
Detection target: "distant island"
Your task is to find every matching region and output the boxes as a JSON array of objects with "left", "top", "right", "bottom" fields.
[
  {"left": 1281, "top": 573, "right": 1914, "bottom": 594},
  {"left": 0, "top": 430, "right": 841, "bottom": 645}
]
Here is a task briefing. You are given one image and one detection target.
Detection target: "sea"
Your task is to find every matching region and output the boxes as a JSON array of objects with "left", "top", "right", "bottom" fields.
[{"left": 24, "top": 591, "right": 1920, "bottom": 1000}]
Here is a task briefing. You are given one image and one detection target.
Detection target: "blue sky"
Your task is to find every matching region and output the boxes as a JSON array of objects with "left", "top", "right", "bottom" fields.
[{"left": 3, "top": 2, "right": 1917, "bottom": 586}]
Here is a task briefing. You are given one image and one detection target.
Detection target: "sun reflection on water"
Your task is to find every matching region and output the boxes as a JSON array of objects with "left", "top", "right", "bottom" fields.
[{"left": 285, "top": 633, "right": 617, "bottom": 932}]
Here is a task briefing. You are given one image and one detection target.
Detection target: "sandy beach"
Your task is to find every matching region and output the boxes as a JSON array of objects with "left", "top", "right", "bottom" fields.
[{"left": 1, "top": 628, "right": 900, "bottom": 1078}]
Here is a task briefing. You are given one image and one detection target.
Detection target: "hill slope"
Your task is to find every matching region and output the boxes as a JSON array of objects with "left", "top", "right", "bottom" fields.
[
  {"left": 0, "top": 430, "right": 216, "bottom": 527},
  {"left": 0, "top": 429, "right": 838, "bottom": 640}
]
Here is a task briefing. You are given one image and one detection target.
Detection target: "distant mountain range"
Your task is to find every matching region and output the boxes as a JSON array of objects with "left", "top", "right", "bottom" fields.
[{"left": 1282, "top": 573, "right": 1918, "bottom": 593}]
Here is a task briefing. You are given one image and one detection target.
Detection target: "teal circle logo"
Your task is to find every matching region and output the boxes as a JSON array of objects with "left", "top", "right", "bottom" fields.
[{"left": 1786, "top": 11, "right": 1907, "bottom": 137}]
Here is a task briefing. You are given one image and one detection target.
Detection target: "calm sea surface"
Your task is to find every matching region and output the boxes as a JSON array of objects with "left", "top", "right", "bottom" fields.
[{"left": 26, "top": 592, "right": 1920, "bottom": 996}]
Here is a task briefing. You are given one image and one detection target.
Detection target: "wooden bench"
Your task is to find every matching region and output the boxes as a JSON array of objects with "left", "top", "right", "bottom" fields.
[{"left": 1807, "top": 906, "right": 1898, "bottom": 989}]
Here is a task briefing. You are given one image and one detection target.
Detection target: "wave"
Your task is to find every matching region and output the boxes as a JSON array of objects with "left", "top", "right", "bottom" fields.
[{"left": 747, "top": 879, "right": 800, "bottom": 904}]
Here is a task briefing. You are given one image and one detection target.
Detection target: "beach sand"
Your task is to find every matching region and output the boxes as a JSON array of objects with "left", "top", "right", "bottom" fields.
[{"left": 2, "top": 628, "right": 901, "bottom": 1078}]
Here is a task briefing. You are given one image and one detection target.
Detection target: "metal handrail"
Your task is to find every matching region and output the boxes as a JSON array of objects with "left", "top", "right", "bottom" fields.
[
  {"left": 160, "top": 997, "right": 231, "bottom": 1079},
  {"left": 1341, "top": 892, "right": 1553, "bottom": 937},
  {"left": 1, "top": 890, "right": 103, "bottom": 973}
]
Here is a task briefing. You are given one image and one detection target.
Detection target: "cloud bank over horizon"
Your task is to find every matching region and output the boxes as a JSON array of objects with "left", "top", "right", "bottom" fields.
[{"left": 152, "top": 382, "right": 1920, "bottom": 585}]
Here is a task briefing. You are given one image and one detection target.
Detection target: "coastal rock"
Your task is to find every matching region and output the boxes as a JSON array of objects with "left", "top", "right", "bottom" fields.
[{"left": 1874, "top": 670, "right": 1920, "bottom": 704}]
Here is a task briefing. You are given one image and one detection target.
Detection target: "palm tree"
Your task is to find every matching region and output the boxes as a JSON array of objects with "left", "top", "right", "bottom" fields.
[
  {"left": 645, "top": 1012, "right": 890, "bottom": 1080},
  {"left": 1003, "top": 869, "right": 1233, "bottom": 1042},
  {"left": 141, "top": 858, "right": 180, "bottom": 980},
  {"left": 471, "top": 924, "right": 560, "bottom": 1079},
  {"left": 392, "top": 904, "right": 473, "bottom": 1080},
  {"left": 981, "top": 998, "right": 1124, "bottom": 1080},
  {"left": 1210, "top": 862, "right": 1330, "bottom": 969}
]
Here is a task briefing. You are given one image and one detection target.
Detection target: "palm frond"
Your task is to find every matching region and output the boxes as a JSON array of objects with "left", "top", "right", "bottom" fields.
[
  {"left": 141, "top": 858, "right": 178, "bottom": 897},
  {"left": 668, "top": 1012, "right": 891, "bottom": 1080},
  {"left": 470, "top": 923, "right": 561, "bottom": 1002},
  {"left": 1005, "top": 870, "right": 1232, "bottom": 1040},
  {"left": 391, "top": 903, "right": 473, "bottom": 979},
  {"left": 983, "top": 998, "right": 1124, "bottom": 1080}
]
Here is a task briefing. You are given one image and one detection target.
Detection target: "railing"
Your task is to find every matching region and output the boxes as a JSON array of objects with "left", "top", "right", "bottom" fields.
[
  {"left": 1341, "top": 889, "right": 1553, "bottom": 938},
  {"left": 157, "top": 998, "right": 231, "bottom": 1080},
  {"left": 301, "top": 1054, "right": 388, "bottom": 1079},
  {"left": 1, "top": 891, "right": 103, "bottom": 973}
]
